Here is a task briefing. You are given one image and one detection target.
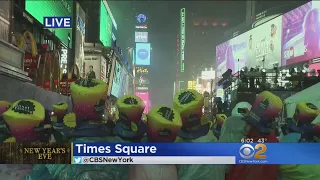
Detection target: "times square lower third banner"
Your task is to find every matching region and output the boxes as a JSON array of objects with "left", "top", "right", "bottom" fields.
[{"left": 2, "top": 143, "right": 320, "bottom": 164}]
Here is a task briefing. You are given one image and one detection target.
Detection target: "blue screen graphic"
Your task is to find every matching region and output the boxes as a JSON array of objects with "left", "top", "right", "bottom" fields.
[{"left": 135, "top": 43, "right": 150, "bottom": 65}]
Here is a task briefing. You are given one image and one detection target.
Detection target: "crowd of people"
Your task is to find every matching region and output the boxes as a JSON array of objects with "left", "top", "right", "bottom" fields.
[{"left": 0, "top": 78, "right": 320, "bottom": 180}]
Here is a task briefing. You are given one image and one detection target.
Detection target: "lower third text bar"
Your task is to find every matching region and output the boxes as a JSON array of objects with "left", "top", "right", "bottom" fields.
[{"left": 72, "top": 156, "right": 236, "bottom": 164}]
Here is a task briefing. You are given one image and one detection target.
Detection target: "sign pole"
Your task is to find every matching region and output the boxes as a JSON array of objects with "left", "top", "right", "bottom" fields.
[{"left": 66, "top": 33, "right": 71, "bottom": 96}]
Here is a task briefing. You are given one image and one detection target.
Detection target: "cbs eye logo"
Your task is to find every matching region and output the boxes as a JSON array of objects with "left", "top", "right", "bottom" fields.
[{"left": 239, "top": 144, "right": 267, "bottom": 159}]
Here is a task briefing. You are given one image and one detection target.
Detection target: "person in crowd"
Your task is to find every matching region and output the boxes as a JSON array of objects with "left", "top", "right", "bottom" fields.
[
  {"left": 129, "top": 105, "right": 182, "bottom": 180},
  {"left": 279, "top": 103, "right": 320, "bottom": 180},
  {"left": 0, "top": 101, "right": 11, "bottom": 141},
  {"left": 2, "top": 99, "right": 54, "bottom": 180},
  {"left": 26, "top": 79, "right": 124, "bottom": 180},
  {"left": 212, "top": 101, "right": 252, "bottom": 179},
  {"left": 214, "top": 91, "right": 282, "bottom": 180},
  {"left": 113, "top": 94, "right": 147, "bottom": 142},
  {"left": 51, "top": 102, "right": 68, "bottom": 127},
  {"left": 228, "top": 91, "right": 282, "bottom": 180},
  {"left": 212, "top": 113, "right": 227, "bottom": 139},
  {"left": 86, "top": 65, "right": 96, "bottom": 79},
  {"left": 231, "top": 101, "right": 252, "bottom": 117},
  {"left": 280, "top": 102, "right": 318, "bottom": 143},
  {"left": 3, "top": 99, "right": 54, "bottom": 142},
  {"left": 173, "top": 89, "right": 217, "bottom": 180}
]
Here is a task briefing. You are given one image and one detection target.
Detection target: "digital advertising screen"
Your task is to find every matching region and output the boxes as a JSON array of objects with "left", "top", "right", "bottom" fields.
[
  {"left": 0, "top": 1, "right": 10, "bottom": 42},
  {"left": 282, "top": 2, "right": 314, "bottom": 66},
  {"left": 25, "top": 0, "right": 73, "bottom": 47},
  {"left": 100, "top": 0, "right": 113, "bottom": 47},
  {"left": 74, "top": 2, "right": 86, "bottom": 77},
  {"left": 215, "top": 32, "right": 249, "bottom": 77},
  {"left": 248, "top": 16, "right": 282, "bottom": 69},
  {"left": 135, "top": 91, "right": 150, "bottom": 113},
  {"left": 118, "top": 67, "right": 128, "bottom": 97},
  {"left": 135, "top": 66, "right": 149, "bottom": 90},
  {"left": 111, "top": 61, "right": 122, "bottom": 97},
  {"left": 135, "top": 43, "right": 151, "bottom": 65},
  {"left": 135, "top": 32, "right": 148, "bottom": 43}
]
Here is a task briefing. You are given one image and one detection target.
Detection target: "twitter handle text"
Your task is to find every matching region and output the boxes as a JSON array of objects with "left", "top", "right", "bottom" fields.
[{"left": 74, "top": 156, "right": 134, "bottom": 164}]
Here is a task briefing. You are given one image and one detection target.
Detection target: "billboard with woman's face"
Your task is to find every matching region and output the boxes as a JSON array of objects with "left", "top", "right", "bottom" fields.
[
  {"left": 281, "top": 2, "right": 320, "bottom": 66},
  {"left": 215, "top": 32, "right": 249, "bottom": 77}
]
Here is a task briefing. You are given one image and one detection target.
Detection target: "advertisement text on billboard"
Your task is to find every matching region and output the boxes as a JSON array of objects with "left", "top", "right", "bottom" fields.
[
  {"left": 135, "top": 66, "right": 149, "bottom": 74},
  {"left": 25, "top": 0, "right": 73, "bottom": 47},
  {"left": 187, "top": 81, "right": 196, "bottom": 90},
  {"left": 100, "top": 0, "right": 113, "bottom": 47},
  {"left": 84, "top": 55, "right": 101, "bottom": 80},
  {"left": 180, "top": 8, "right": 185, "bottom": 72},
  {"left": 136, "top": 86, "right": 148, "bottom": 91},
  {"left": 60, "top": 48, "right": 68, "bottom": 74},
  {"left": 135, "top": 43, "right": 151, "bottom": 65},
  {"left": 135, "top": 32, "right": 148, "bottom": 43}
]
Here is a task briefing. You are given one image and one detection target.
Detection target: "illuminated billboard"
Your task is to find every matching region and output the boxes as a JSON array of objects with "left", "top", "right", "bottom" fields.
[
  {"left": 74, "top": 2, "right": 86, "bottom": 77},
  {"left": 135, "top": 91, "right": 150, "bottom": 113},
  {"left": 201, "top": 70, "right": 215, "bottom": 80},
  {"left": 187, "top": 81, "right": 196, "bottom": 90},
  {"left": 135, "top": 32, "right": 148, "bottom": 42},
  {"left": 215, "top": 16, "right": 282, "bottom": 77},
  {"left": 215, "top": 32, "right": 250, "bottom": 77},
  {"left": 111, "top": 60, "right": 122, "bottom": 97},
  {"left": 135, "top": 66, "right": 149, "bottom": 74},
  {"left": 25, "top": 0, "right": 73, "bottom": 47},
  {"left": 248, "top": 16, "right": 282, "bottom": 68},
  {"left": 100, "top": 0, "right": 113, "bottom": 47},
  {"left": 135, "top": 43, "right": 151, "bottom": 65},
  {"left": 281, "top": 1, "right": 320, "bottom": 66},
  {"left": 180, "top": 8, "right": 185, "bottom": 72},
  {"left": 118, "top": 67, "right": 129, "bottom": 97}
]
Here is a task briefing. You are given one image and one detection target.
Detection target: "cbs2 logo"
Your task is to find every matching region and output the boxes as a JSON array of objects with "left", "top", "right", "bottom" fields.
[{"left": 239, "top": 144, "right": 267, "bottom": 159}]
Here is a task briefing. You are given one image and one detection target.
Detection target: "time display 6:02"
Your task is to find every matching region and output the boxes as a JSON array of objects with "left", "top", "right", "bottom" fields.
[{"left": 241, "top": 138, "right": 253, "bottom": 143}]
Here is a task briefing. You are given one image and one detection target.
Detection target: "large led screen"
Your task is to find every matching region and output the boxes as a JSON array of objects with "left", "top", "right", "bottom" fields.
[
  {"left": 282, "top": 2, "right": 315, "bottom": 66},
  {"left": 216, "top": 32, "right": 249, "bottom": 77},
  {"left": 118, "top": 68, "right": 128, "bottom": 97},
  {"left": 135, "top": 32, "right": 148, "bottom": 42},
  {"left": 25, "top": 0, "right": 73, "bottom": 47},
  {"left": 135, "top": 43, "right": 151, "bottom": 65},
  {"left": 216, "top": 17, "right": 282, "bottom": 77},
  {"left": 111, "top": 61, "right": 122, "bottom": 97},
  {"left": 100, "top": 1, "right": 113, "bottom": 47},
  {"left": 248, "top": 16, "right": 282, "bottom": 68},
  {"left": 135, "top": 91, "right": 149, "bottom": 113},
  {"left": 74, "top": 2, "right": 86, "bottom": 77}
]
